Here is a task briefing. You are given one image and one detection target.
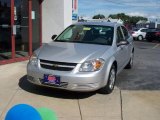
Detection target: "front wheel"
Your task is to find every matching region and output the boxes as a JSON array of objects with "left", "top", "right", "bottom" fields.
[{"left": 99, "top": 65, "right": 116, "bottom": 94}]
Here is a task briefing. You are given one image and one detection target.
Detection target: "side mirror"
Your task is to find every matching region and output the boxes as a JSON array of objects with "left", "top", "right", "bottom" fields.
[
  {"left": 51, "top": 35, "right": 57, "bottom": 40},
  {"left": 117, "top": 40, "right": 129, "bottom": 47}
]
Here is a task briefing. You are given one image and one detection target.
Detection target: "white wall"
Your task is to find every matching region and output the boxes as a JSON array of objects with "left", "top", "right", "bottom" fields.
[
  {"left": 42, "top": 0, "right": 72, "bottom": 43},
  {"left": 64, "top": 0, "right": 72, "bottom": 29}
]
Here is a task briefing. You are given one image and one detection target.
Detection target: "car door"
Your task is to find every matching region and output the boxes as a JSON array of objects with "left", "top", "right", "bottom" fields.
[
  {"left": 115, "top": 26, "right": 128, "bottom": 71},
  {"left": 140, "top": 28, "right": 147, "bottom": 38},
  {"left": 121, "top": 26, "right": 133, "bottom": 64}
]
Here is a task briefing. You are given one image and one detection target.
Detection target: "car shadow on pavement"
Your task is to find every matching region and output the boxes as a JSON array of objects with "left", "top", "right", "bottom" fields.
[{"left": 19, "top": 75, "right": 96, "bottom": 99}]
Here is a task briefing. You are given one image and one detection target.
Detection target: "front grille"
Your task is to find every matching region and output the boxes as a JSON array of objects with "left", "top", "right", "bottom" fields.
[{"left": 40, "top": 59, "right": 77, "bottom": 71}]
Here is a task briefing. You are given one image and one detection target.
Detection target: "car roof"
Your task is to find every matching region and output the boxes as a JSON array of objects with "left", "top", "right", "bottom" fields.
[
  {"left": 73, "top": 22, "right": 122, "bottom": 27},
  {"left": 140, "top": 28, "right": 148, "bottom": 29}
]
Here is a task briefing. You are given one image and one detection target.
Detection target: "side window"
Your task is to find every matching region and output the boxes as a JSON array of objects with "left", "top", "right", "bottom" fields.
[
  {"left": 117, "top": 27, "right": 124, "bottom": 43},
  {"left": 121, "top": 26, "right": 129, "bottom": 39},
  {"left": 141, "top": 29, "right": 147, "bottom": 32}
]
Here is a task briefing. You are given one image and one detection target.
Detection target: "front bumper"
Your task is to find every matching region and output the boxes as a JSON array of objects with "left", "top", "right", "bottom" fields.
[{"left": 27, "top": 62, "right": 107, "bottom": 92}]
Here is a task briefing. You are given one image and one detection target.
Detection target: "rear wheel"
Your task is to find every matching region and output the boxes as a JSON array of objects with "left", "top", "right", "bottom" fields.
[
  {"left": 99, "top": 65, "right": 116, "bottom": 94},
  {"left": 137, "top": 35, "right": 143, "bottom": 41}
]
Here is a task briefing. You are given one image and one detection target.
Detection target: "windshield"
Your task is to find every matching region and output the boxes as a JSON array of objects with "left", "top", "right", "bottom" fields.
[{"left": 55, "top": 25, "right": 114, "bottom": 45}]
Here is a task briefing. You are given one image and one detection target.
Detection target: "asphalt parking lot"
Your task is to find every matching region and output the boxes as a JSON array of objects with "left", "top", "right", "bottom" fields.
[
  {"left": 0, "top": 41, "right": 160, "bottom": 120},
  {"left": 117, "top": 41, "right": 160, "bottom": 90}
]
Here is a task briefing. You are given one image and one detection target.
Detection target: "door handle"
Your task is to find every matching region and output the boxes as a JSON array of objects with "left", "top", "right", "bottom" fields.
[
  {"left": 12, "top": 25, "right": 17, "bottom": 35},
  {"left": 0, "top": 24, "right": 10, "bottom": 28}
]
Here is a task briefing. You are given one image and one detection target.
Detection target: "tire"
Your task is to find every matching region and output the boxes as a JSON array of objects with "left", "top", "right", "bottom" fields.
[
  {"left": 125, "top": 52, "right": 134, "bottom": 69},
  {"left": 137, "top": 35, "right": 143, "bottom": 41},
  {"left": 99, "top": 65, "right": 116, "bottom": 94}
]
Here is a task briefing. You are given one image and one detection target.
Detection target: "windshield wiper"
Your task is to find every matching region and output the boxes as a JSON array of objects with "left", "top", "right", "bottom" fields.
[{"left": 54, "top": 40, "right": 69, "bottom": 42}]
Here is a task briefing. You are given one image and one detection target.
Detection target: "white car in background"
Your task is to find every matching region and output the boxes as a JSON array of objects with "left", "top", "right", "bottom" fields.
[{"left": 132, "top": 28, "right": 148, "bottom": 40}]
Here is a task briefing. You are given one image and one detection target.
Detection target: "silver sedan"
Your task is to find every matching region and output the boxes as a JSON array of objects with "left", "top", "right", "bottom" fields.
[{"left": 27, "top": 22, "right": 134, "bottom": 94}]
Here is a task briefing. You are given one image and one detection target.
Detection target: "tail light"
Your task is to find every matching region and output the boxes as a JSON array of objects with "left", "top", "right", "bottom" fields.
[{"left": 155, "top": 32, "right": 160, "bottom": 36}]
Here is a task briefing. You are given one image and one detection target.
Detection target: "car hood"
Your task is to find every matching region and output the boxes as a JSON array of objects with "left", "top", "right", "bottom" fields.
[{"left": 37, "top": 42, "right": 111, "bottom": 63}]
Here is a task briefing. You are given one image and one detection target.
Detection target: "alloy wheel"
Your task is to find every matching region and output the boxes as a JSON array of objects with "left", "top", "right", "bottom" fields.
[
  {"left": 109, "top": 68, "right": 116, "bottom": 89},
  {"left": 138, "top": 35, "right": 143, "bottom": 41}
]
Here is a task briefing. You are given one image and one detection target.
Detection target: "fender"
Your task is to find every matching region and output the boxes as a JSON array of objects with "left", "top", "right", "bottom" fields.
[{"left": 101, "top": 56, "right": 116, "bottom": 87}]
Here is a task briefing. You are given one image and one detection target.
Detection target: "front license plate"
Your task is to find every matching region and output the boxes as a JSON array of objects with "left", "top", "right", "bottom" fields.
[{"left": 43, "top": 74, "right": 60, "bottom": 86}]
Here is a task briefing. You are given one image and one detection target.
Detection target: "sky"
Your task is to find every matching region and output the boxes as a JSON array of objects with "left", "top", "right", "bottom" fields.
[{"left": 78, "top": 0, "right": 160, "bottom": 20}]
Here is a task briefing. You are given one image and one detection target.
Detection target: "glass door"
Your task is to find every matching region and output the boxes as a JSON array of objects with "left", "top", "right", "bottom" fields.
[
  {"left": 14, "top": 0, "right": 29, "bottom": 58},
  {"left": 0, "top": 0, "right": 12, "bottom": 61},
  {"left": 0, "top": 0, "right": 31, "bottom": 64}
]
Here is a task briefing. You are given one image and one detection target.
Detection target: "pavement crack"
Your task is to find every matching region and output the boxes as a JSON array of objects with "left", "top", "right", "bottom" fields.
[
  {"left": 77, "top": 97, "right": 83, "bottom": 120},
  {"left": 120, "top": 90, "right": 124, "bottom": 120}
]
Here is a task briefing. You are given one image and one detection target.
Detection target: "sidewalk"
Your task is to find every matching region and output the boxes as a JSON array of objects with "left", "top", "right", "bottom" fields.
[{"left": 0, "top": 62, "right": 160, "bottom": 120}]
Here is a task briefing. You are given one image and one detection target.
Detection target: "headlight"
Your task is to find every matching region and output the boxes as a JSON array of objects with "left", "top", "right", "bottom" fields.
[
  {"left": 79, "top": 58, "right": 105, "bottom": 72},
  {"left": 29, "top": 53, "right": 38, "bottom": 66}
]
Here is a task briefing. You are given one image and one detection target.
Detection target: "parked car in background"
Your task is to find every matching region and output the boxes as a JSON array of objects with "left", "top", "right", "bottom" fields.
[
  {"left": 132, "top": 28, "right": 148, "bottom": 41},
  {"left": 27, "top": 22, "right": 134, "bottom": 94},
  {"left": 146, "top": 28, "right": 160, "bottom": 42}
]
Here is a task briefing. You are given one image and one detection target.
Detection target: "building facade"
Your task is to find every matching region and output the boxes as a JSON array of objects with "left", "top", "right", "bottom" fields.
[
  {"left": 136, "top": 20, "right": 160, "bottom": 29},
  {"left": 0, "top": 0, "right": 75, "bottom": 65}
]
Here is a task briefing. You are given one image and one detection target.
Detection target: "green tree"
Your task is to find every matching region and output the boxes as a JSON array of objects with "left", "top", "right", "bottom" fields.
[
  {"left": 130, "top": 16, "right": 147, "bottom": 25},
  {"left": 93, "top": 14, "right": 105, "bottom": 19},
  {"left": 108, "top": 13, "right": 147, "bottom": 25}
]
